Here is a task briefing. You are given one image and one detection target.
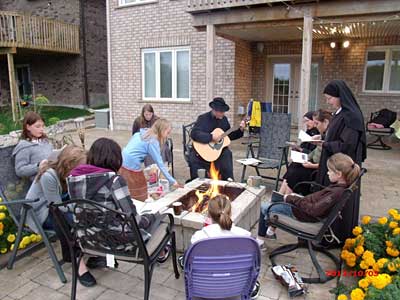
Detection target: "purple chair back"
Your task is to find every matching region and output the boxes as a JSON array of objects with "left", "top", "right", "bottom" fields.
[{"left": 184, "top": 236, "right": 261, "bottom": 300}]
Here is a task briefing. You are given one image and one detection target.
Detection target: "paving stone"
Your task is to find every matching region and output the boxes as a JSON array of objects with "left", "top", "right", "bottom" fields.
[
  {"left": 129, "top": 282, "right": 179, "bottom": 300},
  {"left": 8, "top": 281, "right": 40, "bottom": 299},
  {"left": 95, "top": 269, "right": 141, "bottom": 294},
  {"left": 25, "top": 286, "right": 69, "bottom": 300},
  {"left": 33, "top": 268, "right": 71, "bottom": 290},
  {"left": 128, "top": 264, "right": 175, "bottom": 284},
  {"left": 162, "top": 273, "right": 185, "bottom": 293},
  {"left": 0, "top": 275, "right": 30, "bottom": 298},
  {"left": 58, "top": 280, "right": 107, "bottom": 300}
]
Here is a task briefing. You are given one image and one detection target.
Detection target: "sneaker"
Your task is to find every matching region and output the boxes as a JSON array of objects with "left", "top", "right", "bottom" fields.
[
  {"left": 251, "top": 281, "right": 261, "bottom": 299},
  {"left": 157, "top": 245, "right": 171, "bottom": 263},
  {"left": 86, "top": 256, "right": 107, "bottom": 269},
  {"left": 78, "top": 271, "right": 97, "bottom": 287},
  {"left": 178, "top": 255, "right": 184, "bottom": 270}
]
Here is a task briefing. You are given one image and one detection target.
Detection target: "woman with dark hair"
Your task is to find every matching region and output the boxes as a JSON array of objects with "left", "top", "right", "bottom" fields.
[
  {"left": 12, "top": 111, "right": 53, "bottom": 180},
  {"left": 315, "top": 79, "right": 367, "bottom": 245},
  {"left": 132, "top": 104, "right": 158, "bottom": 135},
  {"left": 299, "top": 111, "right": 319, "bottom": 154}
]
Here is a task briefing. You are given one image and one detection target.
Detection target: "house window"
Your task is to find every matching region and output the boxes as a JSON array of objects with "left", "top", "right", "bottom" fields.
[
  {"left": 142, "top": 47, "right": 190, "bottom": 101},
  {"left": 364, "top": 48, "right": 400, "bottom": 93},
  {"left": 16, "top": 65, "right": 32, "bottom": 99},
  {"left": 119, "top": 0, "right": 157, "bottom": 7}
]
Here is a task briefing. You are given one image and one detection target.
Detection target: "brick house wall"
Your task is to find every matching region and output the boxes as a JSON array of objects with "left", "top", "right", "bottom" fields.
[
  {"left": 0, "top": 0, "right": 107, "bottom": 108},
  {"left": 251, "top": 36, "right": 400, "bottom": 119},
  {"left": 109, "top": 0, "right": 237, "bottom": 130}
]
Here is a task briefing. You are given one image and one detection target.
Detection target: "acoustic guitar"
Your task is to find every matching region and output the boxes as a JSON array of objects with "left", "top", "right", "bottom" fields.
[{"left": 193, "top": 118, "right": 249, "bottom": 162}]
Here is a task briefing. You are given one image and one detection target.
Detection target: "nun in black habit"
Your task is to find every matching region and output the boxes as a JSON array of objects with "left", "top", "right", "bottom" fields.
[{"left": 316, "top": 80, "right": 367, "bottom": 246}]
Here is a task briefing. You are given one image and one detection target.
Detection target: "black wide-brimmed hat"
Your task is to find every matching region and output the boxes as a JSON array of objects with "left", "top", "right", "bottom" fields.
[{"left": 209, "top": 97, "right": 230, "bottom": 112}]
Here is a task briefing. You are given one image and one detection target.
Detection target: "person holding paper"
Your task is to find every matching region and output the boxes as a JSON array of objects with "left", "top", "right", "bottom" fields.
[
  {"left": 280, "top": 110, "right": 332, "bottom": 195},
  {"left": 316, "top": 80, "right": 367, "bottom": 246},
  {"left": 299, "top": 111, "right": 319, "bottom": 153}
]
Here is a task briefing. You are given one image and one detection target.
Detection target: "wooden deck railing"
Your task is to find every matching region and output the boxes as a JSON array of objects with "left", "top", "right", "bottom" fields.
[
  {"left": 0, "top": 11, "right": 80, "bottom": 54},
  {"left": 187, "top": 0, "right": 283, "bottom": 13}
]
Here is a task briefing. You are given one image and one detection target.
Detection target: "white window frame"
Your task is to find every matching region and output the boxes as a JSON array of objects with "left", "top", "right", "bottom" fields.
[
  {"left": 142, "top": 47, "right": 191, "bottom": 102},
  {"left": 118, "top": 0, "right": 158, "bottom": 8},
  {"left": 363, "top": 46, "right": 400, "bottom": 94}
]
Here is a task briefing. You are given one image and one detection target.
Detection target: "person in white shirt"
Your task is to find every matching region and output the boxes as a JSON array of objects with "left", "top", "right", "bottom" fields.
[{"left": 182, "top": 195, "right": 260, "bottom": 299}]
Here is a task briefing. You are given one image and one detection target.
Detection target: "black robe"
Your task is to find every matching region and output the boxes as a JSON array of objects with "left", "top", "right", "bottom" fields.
[{"left": 316, "top": 111, "right": 365, "bottom": 244}]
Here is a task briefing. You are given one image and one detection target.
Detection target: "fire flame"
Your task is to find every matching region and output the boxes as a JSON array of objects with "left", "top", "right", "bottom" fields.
[{"left": 191, "top": 162, "right": 220, "bottom": 213}]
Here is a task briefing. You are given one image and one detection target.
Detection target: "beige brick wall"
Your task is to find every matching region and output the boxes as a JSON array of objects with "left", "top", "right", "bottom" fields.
[{"left": 109, "top": 0, "right": 236, "bottom": 131}]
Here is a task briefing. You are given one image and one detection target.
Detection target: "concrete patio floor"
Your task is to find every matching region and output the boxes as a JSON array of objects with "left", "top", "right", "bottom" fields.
[{"left": 0, "top": 128, "right": 399, "bottom": 300}]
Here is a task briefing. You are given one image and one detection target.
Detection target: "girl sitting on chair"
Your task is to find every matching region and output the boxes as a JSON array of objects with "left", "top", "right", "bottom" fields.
[{"left": 258, "top": 153, "right": 360, "bottom": 240}]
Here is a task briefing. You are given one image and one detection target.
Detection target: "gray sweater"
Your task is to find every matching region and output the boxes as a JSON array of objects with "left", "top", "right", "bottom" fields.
[
  {"left": 12, "top": 139, "right": 53, "bottom": 180},
  {"left": 25, "top": 168, "right": 62, "bottom": 233}
]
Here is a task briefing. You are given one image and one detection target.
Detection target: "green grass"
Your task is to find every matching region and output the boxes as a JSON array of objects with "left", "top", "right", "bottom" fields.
[{"left": 0, "top": 106, "right": 93, "bottom": 135}]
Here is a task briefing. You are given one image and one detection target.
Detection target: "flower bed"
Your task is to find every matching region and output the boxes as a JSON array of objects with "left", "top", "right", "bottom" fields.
[
  {"left": 336, "top": 209, "right": 400, "bottom": 300},
  {"left": 0, "top": 196, "right": 42, "bottom": 255}
]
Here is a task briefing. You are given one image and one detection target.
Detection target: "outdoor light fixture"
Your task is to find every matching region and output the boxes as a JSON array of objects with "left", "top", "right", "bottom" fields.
[
  {"left": 330, "top": 42, "right": 336, "bottom": 49},
  {"left": 343, "top": 40, "right": 350, "bottom": 48},
  {"left": 344, "top": 26, "right": 351, "bottom": 34}
]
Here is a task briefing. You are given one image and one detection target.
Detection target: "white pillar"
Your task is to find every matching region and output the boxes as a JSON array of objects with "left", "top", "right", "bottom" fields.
[
  {"left": 7, "top": 53, "right": 17, "bottom": 122},
  {"left": 298, "top": 14, "right": 313, "bottom": 131},
  {"left": 206, "top": 24, "right": 215, "bottom": 108}
]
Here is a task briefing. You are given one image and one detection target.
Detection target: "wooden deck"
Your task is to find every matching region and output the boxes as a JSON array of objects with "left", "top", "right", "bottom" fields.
[
  {"left": 0, "top": 11, "right": 79, "bottom": 54},
  {"left": 187, "top": 0, "right": 290, "bottom": 13}
]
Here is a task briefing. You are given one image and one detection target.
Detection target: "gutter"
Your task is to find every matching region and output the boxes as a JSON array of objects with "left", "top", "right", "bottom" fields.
[
  {"left": 80, "top": 0, "right": 90, "bottom": 107},
  {"left": 106, "top": 0, "right": 114, "bottom": 130}
]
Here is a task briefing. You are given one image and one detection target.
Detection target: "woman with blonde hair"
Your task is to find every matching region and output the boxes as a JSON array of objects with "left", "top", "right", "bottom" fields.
[
  {"left": 25, "top": 145, "right": 96, "bottom": 287},
  {"left": 121, "top": 118, "right": 181, "bottom": 200}
]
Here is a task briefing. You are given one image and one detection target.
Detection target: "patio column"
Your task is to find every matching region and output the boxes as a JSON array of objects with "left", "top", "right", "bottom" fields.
[
  {"left": 7, "top": 52, "right": 18, "bottom": 122},
  {"left": 298, "top": 14, "right": 313, "bottom": 130},
  {"left": 206, "top": 24, "right": 215, "bottom": 106}
]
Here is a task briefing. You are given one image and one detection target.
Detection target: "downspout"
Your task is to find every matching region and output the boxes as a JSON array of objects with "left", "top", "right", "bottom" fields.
[
  {"left": 80, "top": 0, "right": 90, "bottom": 107},
  {"left": 106, "top": 0, "right": 114, "bottom": 130}
]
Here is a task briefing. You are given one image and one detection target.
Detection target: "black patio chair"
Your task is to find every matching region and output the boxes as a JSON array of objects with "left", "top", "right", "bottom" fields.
[
  {"left": 49, "top": 199, "right": 179, "bottom": 300},
  {"left": 0, "top": 182, "right": 67, "bottom": 283},
  {"left": 182, "top": 122, "right": 195, "bottom": 167},
  {"left": 267, "top": 168, "right": 367, "bottom": 284},
  {"left": 238, "top": 112, "right": 291, "bottom": 190},
  {"left": 366, "top": 109, "right": 397, "bottom": 150}
]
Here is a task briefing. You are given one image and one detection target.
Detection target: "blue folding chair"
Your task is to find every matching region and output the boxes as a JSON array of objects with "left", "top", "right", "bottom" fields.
[{"left": 184, "top": 237, "right": 260, "bottom": 300}]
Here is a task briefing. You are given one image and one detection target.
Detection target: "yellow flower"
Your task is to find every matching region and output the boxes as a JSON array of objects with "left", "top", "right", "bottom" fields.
[
  {"left": 388, "top": 209, "right": 398, "bottom": 217},
  {"left": 362, "top": 250, "right": 374, "bottom": 260},
  {"left": 0, "top": 205, "right": 6, "bottom": 211},
  {"left": 386, "top": 247, "right": 400, "bottom": 257},
  {"left": 7, "top": 234, "right": 16, "bottom": 243},
  {"left": 393, "top": 228, "right": 400, "bottom": 235},
  {"left": 344, "top": 238, "right": 355, "bottom": 250},
  {"left": 358, "top": 278, "right": 369, "bottom": 289},
  {"left": 352, "top": 226, "right": 363, "bottom": 236},
  {"left": 371, "top": 274, "right": 392, "bottom": 290},
  {"left": 36, "top": 234, "right": 42, "bottom": 242},
  {"left": 355, "top": 246, "right": 364, "bottom": 256},
  {"left": 360, "top": 260, "right": 369, "bottom": 270},
  {"left": 388, "top": 262, "right": 397, "bottom": 272},
  {"left": 0, "top": 212, "right": 5, "bottom": 220},
  {"left": 21, "top": 236, "right": 31, "bottom": 246},
  {"left": 10, "top": 244, "right": 14, "bottom": 251},
  {"left": 347, "top": 260, "right": 356, "bottom": 267},
  {"left": 366, "top": 257, "right": 376, "bottom": 267},
  {"left": 377, "top": 258, "right": 388, "bottom": 269},
  {"left": 338, "top": 295, "right": 348, "bottom": 300},
  {"left": 0, "top": 230, "right": 3, "bottom": 236},
  {"left": 29, "top": 234, "right": 37, "bottom": 243},
  {"left": 378, "top": 217, "right": 388, "bottom": 225},
  {"left": 389, "top": 221, "right": 398, "bottom": 229},
  {"left": 350, "top": 288, "right": 365, "bottom": 300},
  {"left": 0, "top": 248, "right": 7, "bottom": 254},
  {"left": 361, "top": 215, "right": 371, "bottom": 225},
  {"left": 0, "top": 197, "right": 2, "bottom": 202},
  {"left": 355, "top": 235, "right": 365, "bottom": 246},
  {"left": 386, "top": 241, "right": 393, "bottom": 247},
  {"left": 394, "top": 214, "right": 400, "bottom": 221}
]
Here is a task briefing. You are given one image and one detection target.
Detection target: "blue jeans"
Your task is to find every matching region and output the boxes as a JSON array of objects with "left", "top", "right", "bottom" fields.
[{"left": 257, "top": 200, "right": 294, "bottom": 237}]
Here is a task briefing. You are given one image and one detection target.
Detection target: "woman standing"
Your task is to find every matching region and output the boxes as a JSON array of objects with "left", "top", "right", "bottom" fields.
[
  {"left": 316, "top": 80, "right": 366, "bottom": 245},
  {"left": 13, "top": 112, "right": 53, "bottom": 181},
  {"left": 121, "top": 119, "right": 181, "bottom": 200},
  {"left": 132, "top": 104, "right": 158, "bottom": 135}
]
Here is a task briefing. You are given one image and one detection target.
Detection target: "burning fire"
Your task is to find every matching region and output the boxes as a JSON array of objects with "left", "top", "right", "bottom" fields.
[{"left": 191, "top": 162, "right": 221, "bottom": 213}]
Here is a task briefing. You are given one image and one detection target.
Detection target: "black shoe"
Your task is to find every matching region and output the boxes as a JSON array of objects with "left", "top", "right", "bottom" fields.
[
  {"left": 157, "top": 245, "right": 171, "bottom": 263},
  {"left": 251, "top": 281, "right": 261, "bottom": 299},
  {"left": 178, "top": 255, "right": 184, "bottom": 270},
  {"left": 78, "top": 271, "right": 97, "bottom": 287},
  {"left": 86, "top": 256, "right": 107, "bottom": 269}
]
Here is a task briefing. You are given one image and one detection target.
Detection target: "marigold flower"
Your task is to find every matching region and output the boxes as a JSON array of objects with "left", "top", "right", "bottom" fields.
[
  {"left": 347, "top": 260, "right": 356, "bottom": 267},
  {"left": 362, "top": 250, "right": 374, "bottom": 260},
  {"left": 378, "top": 217, "right": 388, "bottom": 225},
  {"left": 360, "top": 260, "right": 369, "bottom": 270},
  {"left": 0, "top": 212, "right": 5, "bottom": 221},
  {"left": 338, "top": 294, "right": 348, "bottom": 300},
  {"left": 377, "top": 258, "right": 388, "bottom": 268},
  {"left": 0, "top": 248, "right": 7, "bottom": 254},
  {"left": 7, "top": 234, "right": 16, "bottom": 243},
  {"left": 361, "top": 215, "right": 371, "bottom": 225},
  {"left": 389, "top": 221, "right": 398, "bottom": 229},
  {"left": 388, "top": 262, "right": 397, "bottom": 272},
  {"left": 352, "top": 226, "right": 363, "bottom": 236},
  {"left": 0, "top": 205, "right": 6, "bottom": 211},
  {"left": 350, "top": 288, "right": 365, "bottom": 300},
  {"left": 393, "top": 228, "right": 400, "bottom": 235},
  {"left": 355, "top": 246, "right": 364, "bottom": 256},
  {"left": 365, "top": 257, "right": 376, "bottom": 267},
  {"left": 386, "top": 241, "right": 393, "bottom": 247},
  {"left": 36, "top": 234, "right": 42, "bottom": 242},
  {"left": 10, "top": 244, "right": 14, "bottom": 251},
  {"left": 388, "top": 209, "right": 398, "bottom": 217},
  {"left": 393, "top": 214, "right": 400, "bottom": 221},
  {"left": 344, "top": 238, "right": 355, "bottom": 250},
  {"left": 358, "top": 278, "right": 369, "bottom": 289},
  {"left": 371, "top": 273, "right": 392, "bottom": 290}
]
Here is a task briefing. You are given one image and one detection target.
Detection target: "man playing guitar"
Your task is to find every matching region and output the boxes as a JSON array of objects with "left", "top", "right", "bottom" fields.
[{"left": 189, "top": 97, "right": 246, "bottom": 180}]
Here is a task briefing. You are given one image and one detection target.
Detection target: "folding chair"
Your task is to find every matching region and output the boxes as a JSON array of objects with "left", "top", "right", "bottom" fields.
[
  {"left": 50, "top": 199, "right": 179, "bottom": 300},
  {"left": 182, "top": 122, "right": 195, "bottom": 167},
  {"left": 239, "top": 112, "right": 291, "bottom": 190},
  {"left": 366, "top": 109, "right": 397, "bottom": 150},
  {"left": 267, "top": 168, "right": 367, "bottom": 283},
  {"left": 0, "top": 182, "right": 67, "bottom": 283},
  {"left": 184, "top": 236, "right": 260, "bottom": 300}
]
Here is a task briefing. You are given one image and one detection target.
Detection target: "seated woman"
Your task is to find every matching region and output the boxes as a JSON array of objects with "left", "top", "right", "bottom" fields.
[
  {"left": 24, "top": 145, "right": 94, "bottom": 286},
  {"left": 13, "top": 111, "right": 53, "bottom": 181},
  {"left": 280, "top": 110, "right": 332, "bottom": 195},
  {"left": 67, "top": 137, "right": 170, "bottom": 266},
  {"left": 298, "top": 111, "right": 320, "bottom": 154},
  {"left": 258, "top": 153, "right": 360, "bottom": 240},
  {"left": 120, "top": 118, "right": 181, "bottom": 201},
  {"left": 181, "top": 195, "right": 260, "bottom": 299}
]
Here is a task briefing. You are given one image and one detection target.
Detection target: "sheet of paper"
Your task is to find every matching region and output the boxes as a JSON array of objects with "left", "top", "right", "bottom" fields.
[
  {"left": 106, "top": 254, "right": 115, "bottom": 268},
  {"left": 298, "top": 130, "right": 321, "bottom": 142},
  {"left": 290, "top": 150, "right": 308, "bottom": 164},
  {"left": 236, "top": 158, "right": 262, "bottom": 165}
]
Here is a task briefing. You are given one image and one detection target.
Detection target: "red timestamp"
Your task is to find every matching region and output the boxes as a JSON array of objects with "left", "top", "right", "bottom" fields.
[{"left": 325, "top": 270, "right": 379, "bottom": 277}]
